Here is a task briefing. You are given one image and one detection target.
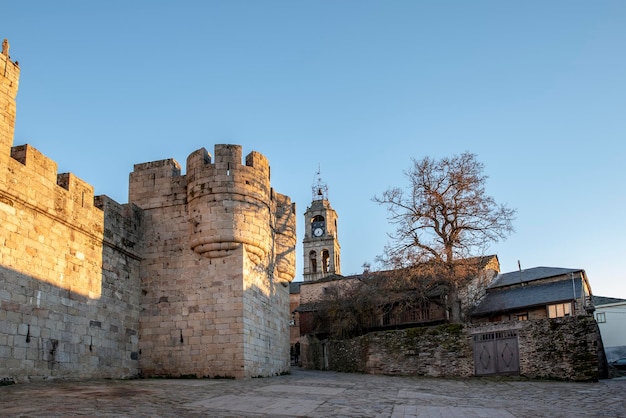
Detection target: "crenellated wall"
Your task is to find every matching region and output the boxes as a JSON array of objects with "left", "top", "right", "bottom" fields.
[
  {"left": 0, "top": 40, "right": 296, "bottom": 382},
  {"left": 0, "top": 141, "right": 143, "bottom": 381}
]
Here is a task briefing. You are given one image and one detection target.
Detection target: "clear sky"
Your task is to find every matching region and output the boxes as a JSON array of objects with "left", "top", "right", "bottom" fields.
[{"left": 4, "top": 1, "right": 626, "bottom": 297}]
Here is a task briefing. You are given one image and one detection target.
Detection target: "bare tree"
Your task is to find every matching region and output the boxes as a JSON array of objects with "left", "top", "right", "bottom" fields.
[
  {"left": 311, "top": 280, "right": 364, "bottom": 339},
  {"left": 311, "top": 268, "right": 447, "bottom": 339},
  {"left": 373, "top": 152, "right": 516, "bottom": 322}
]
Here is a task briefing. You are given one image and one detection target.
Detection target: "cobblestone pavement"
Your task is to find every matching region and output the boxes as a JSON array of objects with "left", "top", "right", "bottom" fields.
[{"left": 1, "top": 368, "right": 625, "bottom": 417}]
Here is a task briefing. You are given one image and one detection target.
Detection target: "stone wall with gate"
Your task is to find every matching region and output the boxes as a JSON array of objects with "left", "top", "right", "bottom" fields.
[{"left": 301, "top": 315, "right": 604, "bottom": 381}]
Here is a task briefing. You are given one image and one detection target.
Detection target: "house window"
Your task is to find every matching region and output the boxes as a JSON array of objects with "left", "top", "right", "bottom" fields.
[
  {"left": 547, "top": 302, "right": 572, "bottom": 318},
  {"left": 596, "top": 312, "right": 606, "bottom": 323},
  {"left": 516, "top": 313, "right": 528, "bottom": 321}
]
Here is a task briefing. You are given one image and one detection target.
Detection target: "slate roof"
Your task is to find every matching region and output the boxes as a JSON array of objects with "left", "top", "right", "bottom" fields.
[
  {"left": 489, "top": 266, "right": 583, "bottom": 289},
  {"left": 471, "top": 277, "right": 584, "bottom": 316},
  {"left": 294, "top": 302, "right": 319, "bottom": 313},
  {"left": 593, "top": 295, "right": 626, "bottom": 306},
  {"left": 289, "top": 281, "right": 302, "bottom": 294},
  {"left": 299, "top": 273, "right": 345, "bottom": 285}
]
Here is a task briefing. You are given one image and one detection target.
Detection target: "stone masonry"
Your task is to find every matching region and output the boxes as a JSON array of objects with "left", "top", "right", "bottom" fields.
[
  {"left": 0, "top": 40, "right": 296, "bottom": 382},
  {"left": 302, "top": 316, "right": 603, "bottom": 381},
  {"left": 132, "top": 147, "right": 296, "bottom": 378}
]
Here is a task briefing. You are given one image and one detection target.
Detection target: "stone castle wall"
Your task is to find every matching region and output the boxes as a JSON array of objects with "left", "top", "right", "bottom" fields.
[
  {"left": 0, "top": 41, "right": 296, "bottom": 382},
  {"left": 0, "top": 143, "right": 143, "bottom": 381},
  {"left": 0, "top": 45, "right": 143, "bottom": 382}
]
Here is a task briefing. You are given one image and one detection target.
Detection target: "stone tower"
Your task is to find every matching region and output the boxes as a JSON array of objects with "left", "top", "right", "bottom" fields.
[
  {"left": 0, "top": 39, "right": 19, "bottom": 155},
  {"left": 130, "top": 145, "right": 297, "bottom": 378},
  {"left": 302, "top": 171, "right": 341, "bottom": 281}
]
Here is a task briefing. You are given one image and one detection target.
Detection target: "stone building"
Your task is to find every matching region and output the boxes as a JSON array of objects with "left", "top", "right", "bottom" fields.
[{"left": 0, "top": 40, "right": 296, "bottom": 382}]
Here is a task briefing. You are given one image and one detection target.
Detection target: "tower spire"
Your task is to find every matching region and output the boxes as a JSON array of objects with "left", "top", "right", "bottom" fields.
[{"left": 312, "top": 165, "right": 328, "bottom": 201}]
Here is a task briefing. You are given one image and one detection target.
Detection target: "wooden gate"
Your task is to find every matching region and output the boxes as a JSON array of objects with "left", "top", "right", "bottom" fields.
[{"left": 473, "top": 330, "right": 520, "bottom": 376}]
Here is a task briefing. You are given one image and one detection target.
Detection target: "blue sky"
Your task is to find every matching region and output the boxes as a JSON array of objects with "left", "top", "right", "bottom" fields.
[{"left": 4, "top": 1, "right": 626, "bottom": 297}]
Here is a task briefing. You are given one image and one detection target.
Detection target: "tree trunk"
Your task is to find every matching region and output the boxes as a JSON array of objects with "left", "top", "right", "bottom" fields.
[{"left": 447, "top": 285, "right": 463, "bottom": 323}]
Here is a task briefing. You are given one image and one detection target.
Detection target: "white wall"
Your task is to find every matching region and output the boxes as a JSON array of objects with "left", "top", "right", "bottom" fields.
[{"left": 595, "top": 301, "right": 626, "bottom": 362}]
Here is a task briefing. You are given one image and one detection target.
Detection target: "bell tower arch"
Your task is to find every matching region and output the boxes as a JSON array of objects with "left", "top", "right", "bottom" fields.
[{"left": 302, "top": 170, "right": 341, "bottom": 281}]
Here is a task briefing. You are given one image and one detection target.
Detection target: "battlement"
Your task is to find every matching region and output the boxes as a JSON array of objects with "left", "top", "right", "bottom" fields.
[
  {"left": 214, "top": 143, "right": 243, "bottom": 166},
  {"left": 185, "top": 145, "right": 273, "bottom": 263},
  {"left": 128, "top": 146, "right": 271, "bottom": 212},
  {"left": 10, "top": 144, "right": 59, "bottom": 184},
  {"left": 186, "top": 144, "right": 270, "bottom": 200},
  {"left": 130, "top": 145, "right": 271, "bottom": 205},
  {"left": 212, "top": 143, "right": 269, "bottom": 172},
  {"left": 7, "top": 145, "right": 99, "bottom": 216},
  {"left": 127, "top": 144, "right": 292, "bottom": 268},
  {"left": 128, "top": 158, "right": 185, "bottom": 209},
  {"left": 132, "top": 158, "right": 182, "bottom": 176}
]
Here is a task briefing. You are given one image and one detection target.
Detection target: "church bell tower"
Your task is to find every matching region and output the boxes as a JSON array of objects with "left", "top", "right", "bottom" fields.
[{"left": 302, "top": 170, "right": 341, "bottom": 282}]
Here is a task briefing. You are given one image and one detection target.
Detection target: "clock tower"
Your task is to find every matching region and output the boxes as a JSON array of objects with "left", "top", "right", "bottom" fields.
[{"left": 302, "top": 171, "right": 341, "bottom": 282}]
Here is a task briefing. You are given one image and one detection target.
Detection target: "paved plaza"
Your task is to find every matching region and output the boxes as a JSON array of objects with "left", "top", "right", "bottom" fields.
[{"left": 0, "top": 368, "right": 624, "bottom": 417}]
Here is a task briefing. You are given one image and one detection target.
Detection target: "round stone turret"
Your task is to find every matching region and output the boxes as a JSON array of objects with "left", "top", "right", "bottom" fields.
[
  {"left": 186, "top": 144, "right": 272, "bottom": 264},
  {"left": 273, "top": 192, "right": 297, "bottom": 283}
]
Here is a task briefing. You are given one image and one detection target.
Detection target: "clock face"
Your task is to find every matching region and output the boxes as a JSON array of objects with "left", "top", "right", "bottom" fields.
[{"left": 313, "top": 227, "right": 324, "bottom": 237}]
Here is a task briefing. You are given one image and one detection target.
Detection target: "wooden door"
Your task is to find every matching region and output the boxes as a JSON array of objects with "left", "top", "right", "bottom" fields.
[{"left": 473, "top": 330, "right": 519, "bottom": 376}]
